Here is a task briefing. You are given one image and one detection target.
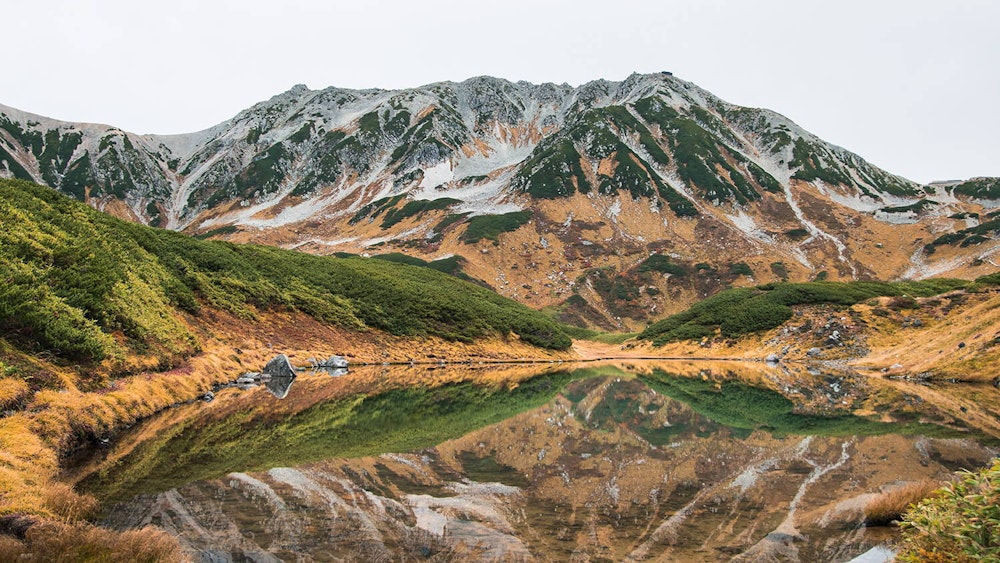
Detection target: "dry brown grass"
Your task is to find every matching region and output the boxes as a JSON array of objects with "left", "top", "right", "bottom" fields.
[
  {"left": 0, "top": 522, "right": 186, "bottom": 562},
  {"left": 864, "top": 479, "right": 942, "bottom": 526},
  {"left": 0, "top": 377, "right": 29, "bottom": 410},
  {"left": 42, "top": 483, "right": 98, "bottom": 523}
]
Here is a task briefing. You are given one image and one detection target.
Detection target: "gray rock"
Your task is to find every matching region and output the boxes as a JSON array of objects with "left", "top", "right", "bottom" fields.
[
  {"left": 765, "top": 354, "right": 780, "bottom": 364},
  {"left": 236, "top": 373, "right": 260, "bottom": 385},
  {"left": 202, "top": 391, "right": 215, "bottom": 402},
  {"left": 262, "top": 354, "right": 296, "bottom": 379},
  {"left": 806, "top": 347, "right": 822, "bottom": 357},
  {"left": 317, "top": 355, "right": 349, "bottom": 369}
]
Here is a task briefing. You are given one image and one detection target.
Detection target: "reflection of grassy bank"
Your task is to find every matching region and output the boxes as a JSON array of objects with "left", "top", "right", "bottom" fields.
[
  {"left": 79, "top": 369, "right": 592, "bottom": 503},
  {"left": 639, "top": 370, "right": 987, "bottom": 441}
]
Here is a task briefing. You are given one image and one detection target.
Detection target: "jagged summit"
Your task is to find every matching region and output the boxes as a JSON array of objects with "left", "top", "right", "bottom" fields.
[{"left": 1, "top": 73, "right": 996, "bottom": 328}]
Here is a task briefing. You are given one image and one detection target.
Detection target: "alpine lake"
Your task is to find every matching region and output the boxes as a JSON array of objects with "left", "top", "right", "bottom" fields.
[{"left": 68, "top": 360, "right": 1000, "bottom": 562}]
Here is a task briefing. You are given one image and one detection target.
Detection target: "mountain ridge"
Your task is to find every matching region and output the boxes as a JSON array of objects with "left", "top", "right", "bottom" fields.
[{"left": 2, "top": 72, "right": 997, "bottom": 329}]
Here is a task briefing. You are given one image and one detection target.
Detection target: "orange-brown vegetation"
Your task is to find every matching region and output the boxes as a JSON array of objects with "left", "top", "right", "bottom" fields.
[
  {"left": 614, "top": 287, "right": 1000, "bottom": 383},
  {"left": 0, "top": 302, "right": 578, "bottom": 559},
  {"left": 0, "top": 522, "right": 185, "bottom": 563},
  {"left": 864, "top": 479, "right": 942, "bottom": 526}
]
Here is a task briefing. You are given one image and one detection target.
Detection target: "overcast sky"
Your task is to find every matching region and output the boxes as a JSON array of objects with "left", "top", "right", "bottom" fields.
[{"left": 5, "top": 0, "right": 998, "bottom": 183}]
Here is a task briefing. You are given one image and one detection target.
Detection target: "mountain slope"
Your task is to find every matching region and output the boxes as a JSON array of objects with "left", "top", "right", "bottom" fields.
[
  {"left": 0, "top": 178, "right": 570, "bottom": 374},
  {"left": 2, "top": 73, "right": 997, "bottom": 329}
]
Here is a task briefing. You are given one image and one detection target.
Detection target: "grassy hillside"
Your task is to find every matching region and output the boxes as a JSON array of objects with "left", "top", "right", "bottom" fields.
[
  {"left": 0, "top": 178, "right": 571, "bottom": 377},
  {"left": 638, "top": 279, "right": 985, "bottom": 346}
]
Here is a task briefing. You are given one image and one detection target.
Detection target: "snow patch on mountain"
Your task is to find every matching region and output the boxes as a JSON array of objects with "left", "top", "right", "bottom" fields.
[{"left": 418, "top": 160, "right": 454, "bottom": 189}]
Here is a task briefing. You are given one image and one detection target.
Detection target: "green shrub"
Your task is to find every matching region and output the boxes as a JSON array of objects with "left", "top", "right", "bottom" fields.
[
  {"left": 640, "top": 280, "right": 970, "bottom": 345},
  {"left": 513, "top": 138, "right": 591, "bottom": 199},
  {"left": 952, "top": 177, "right": 1000, "bottom": 200},
  {"left": 0, "top": 179, "right": 572, "bottom": 366},
  {"left": 637, "top": 254, "right": 687, "bottom": 276},
  {"left": 898, "top": 459, "right": 1000, "bottom": 562},
  {"left": 460, "top": 211, "right": 532, "bottom": 244},
  {"left": 728, "top": 262, "right": 753, "bottom": 277},
  {"left": 380, "top": 197, "right": 461, "bottom": 228}
]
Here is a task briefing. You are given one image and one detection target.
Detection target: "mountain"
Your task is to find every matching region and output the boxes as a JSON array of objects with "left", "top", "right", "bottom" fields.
[
  {"left": 2, "top": 73, "right": 997, "bottom": 329},
  {"left": 0, "top": 178, "right": 570, "bottom": 373}
]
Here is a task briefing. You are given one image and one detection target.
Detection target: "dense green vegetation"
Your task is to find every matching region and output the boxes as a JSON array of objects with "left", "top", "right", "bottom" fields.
[
  {"left": 371, "top": 252, "right": 479, "bottom": 283},
  {"left": 879, "top": 199, "right": 933, "bottom": 215},
  {"left": 349, "top": 194, "right": 406, "bottom": 224},
  {"left": 79, "top": 368, "right": 585, "bottom": 502},
  {"left": 633, "top": 97, "right": 765, "bottom": 205},
  {"left": 460, "top": 211, "right": 532, "bottom": 243},
  {"left": 789, "top": 138, "right": 854, "bottom": 187},
  {"left": 379, "top": 197, "right": 461, "bottom": 228},
  {"left": 0, "top": 179, "right": 570, "bottom": 369},
  {"left": 952, "top": 177, "right": 1000, "bottom": 201},
  {"left": 899, "top": 459, "right": 1000, "bottom": 562},
  {"left": 513, "top": 138, "right": 591, "bottom": 198},
  {"left": 512, "top": 104, "right": 697, "bottom": 216},
  {"left": 639, "top": 279, "right": 972, "bottom": 345},
  {"left": 637, "top": 254, "right": 687, "bottom": 276}
]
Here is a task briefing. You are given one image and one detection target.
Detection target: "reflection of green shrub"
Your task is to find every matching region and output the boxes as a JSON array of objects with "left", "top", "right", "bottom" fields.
[
  {"left": 898, "top": 460, "right": 1000, "bottom": 562},
  {"left": 82, "top": 370, "right": 586, "bottom": 501},
  {"left": 640, "top": 371, "right": 973, "bottom": 440}
]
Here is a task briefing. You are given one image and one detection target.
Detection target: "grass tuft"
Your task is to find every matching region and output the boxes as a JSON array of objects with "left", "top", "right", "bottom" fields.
[{"left": 863, "top": 479, "right": 941, "bottom": 526}]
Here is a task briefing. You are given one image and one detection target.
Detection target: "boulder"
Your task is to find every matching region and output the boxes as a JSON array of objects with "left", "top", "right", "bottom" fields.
[
  {"left": 318, "top": 355, "right": 349, "bottom": 369},
  {"left": 262, "top": 354, "right": 297, "bottom": 379},
  {"left": 765, "top": 354, "right": 780, "bottom": 364}
]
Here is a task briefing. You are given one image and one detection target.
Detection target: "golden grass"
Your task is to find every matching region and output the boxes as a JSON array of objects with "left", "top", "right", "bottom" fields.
[
  {"left": 0, "top": 522, "right": 186, "bottom": 562},
  {"left": 41, "top": 483, "right": 98, "bottom": 523},
  {"left": 864, "top": 479, "right": 942, "bottom": 526},
  {"left": 0, "top": 377, "right": 29, "bottom": 410}
]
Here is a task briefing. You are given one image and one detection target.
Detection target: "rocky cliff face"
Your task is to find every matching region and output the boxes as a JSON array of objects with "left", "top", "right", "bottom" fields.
[{"left": 2, "top": 73, "right": 997, "bottom": 328}]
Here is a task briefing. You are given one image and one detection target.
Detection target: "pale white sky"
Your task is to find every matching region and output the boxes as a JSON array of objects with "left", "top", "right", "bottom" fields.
[{"left": 5, "top": 0, "right": 998, "bottom": 183}]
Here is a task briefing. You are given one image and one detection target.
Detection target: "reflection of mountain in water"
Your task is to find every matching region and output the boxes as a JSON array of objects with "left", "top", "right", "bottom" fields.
[{"left": 82, "top": 364, "right": 999, "bottom": 562}]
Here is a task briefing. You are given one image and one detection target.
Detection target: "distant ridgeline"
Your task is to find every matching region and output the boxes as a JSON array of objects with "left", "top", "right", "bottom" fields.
[{"left": 0, "top": 179, "right": 571, "bottom": 372}]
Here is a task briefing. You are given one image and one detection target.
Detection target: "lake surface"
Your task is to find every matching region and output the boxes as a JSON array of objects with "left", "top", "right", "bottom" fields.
[{"left": 72, "top": 361, "right": 1000, "bottom": 562}]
